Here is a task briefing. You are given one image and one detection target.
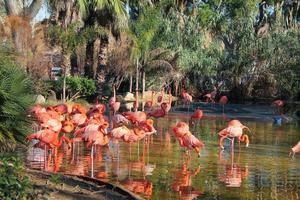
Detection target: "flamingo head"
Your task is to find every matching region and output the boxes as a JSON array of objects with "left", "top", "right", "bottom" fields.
[{"left": 161, "top": 102, "right": 168, "bottom": 111}]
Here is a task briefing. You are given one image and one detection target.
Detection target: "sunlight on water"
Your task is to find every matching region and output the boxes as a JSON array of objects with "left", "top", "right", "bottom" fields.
[{"left": 26, "top": 114, "right": 300, "bottom": 200}]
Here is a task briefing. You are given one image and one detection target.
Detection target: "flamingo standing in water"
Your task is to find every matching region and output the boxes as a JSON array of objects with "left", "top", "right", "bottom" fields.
[
  {"left": 218, "top": 120, "right": 251, "bottom": 150},
  {"left": 272, "top": 99, "right": 284, "bottom": 114},
  {"left": 109, "top": 84, "right": 121, "bottom": 115},
  {"left": 27, "top": 129, "right": 71, "bottom": 149},
  {"left": 164, "top": 88, "right": 173, "bottom": 113},
  {"left": 190, "top": 109, "right": 203, "bottom": 125},
  {"left": 290, "top": 141, "right": 300, "bottom": 158},
  {"left": 219, "top": 96, "right": 228, "bottom": 116},
  {"left": 145, "top": 91, "right": 155, "bottom": 110},
  {"left": 182, "top": 89, "right": 193, "bottom": 113},
  {"left": 172, "top": 122, "right": 204, "bottom": 157},
  {"left": 148, "top": 102, "right": 168, "bottom": 118},
  {"left": 204, "top": 87, "right": 217, "bottom": 104},
  {"left": 71, "top": 104, "right": 87, "bottom": 127}
]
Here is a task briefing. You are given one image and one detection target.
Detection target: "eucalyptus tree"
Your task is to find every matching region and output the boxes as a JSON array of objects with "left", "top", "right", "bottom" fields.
[{"left": 1, "top": 0, "right": 44, "bottom": 52}]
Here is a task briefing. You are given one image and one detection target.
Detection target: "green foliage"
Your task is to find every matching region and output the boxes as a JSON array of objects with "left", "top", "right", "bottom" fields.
[
  {"left": 47, "top": 23, "right": 107, "bottom": 54},
  {"left": 0, "top": 47, "right": 34, "bottom": 151},
  {"left": 0, "top": 156, "right": 39, "bottom": 199},
  {"left": 51, "top": 76, "right": 97, "bottom": 100},
  {"left": 49, "top": 174, "right": 62, "bottom": 185}
]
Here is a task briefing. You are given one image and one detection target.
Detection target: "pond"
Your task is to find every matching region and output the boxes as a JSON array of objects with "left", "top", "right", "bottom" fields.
[{"left": 26, "top": 106, "right": 300, "bottom": 200}]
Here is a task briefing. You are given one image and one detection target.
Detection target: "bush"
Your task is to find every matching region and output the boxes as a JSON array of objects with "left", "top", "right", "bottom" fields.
[
  {"left": 50, "top": 76, "right": 97, "bottom": 100},
  {"left": 0, "top": 156, "right": 39, "bottom": 199},
  {"left": 0, "top": 51, "right": 35, "bottom": 152}
]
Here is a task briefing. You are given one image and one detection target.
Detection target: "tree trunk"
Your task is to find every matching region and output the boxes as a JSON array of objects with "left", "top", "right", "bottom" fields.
[
  {"left": 175, "top": 80, "right": 179, "bottom": 97},
  {"left": 136, "top": 59, "right": 139, "bottom": 92},
  {"left": 85, "top": 40, "right": 95, "bottom": 78},
  {"left": 129, "top": 73, "right": 133, "bottom": 93},
  {"left": 63, "top": 74, "right": 66, "bottom": 103},
  {"left": 142, "top": 70, "right": 145, "bottom": 99},
  {"left": 62, "top": 53, "right": 71, "bottom": 76}
]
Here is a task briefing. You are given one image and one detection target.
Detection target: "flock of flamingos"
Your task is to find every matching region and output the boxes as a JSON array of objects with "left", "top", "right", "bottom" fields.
[{"left": 27, "top": 85, "right": 300, "bottom": 167}]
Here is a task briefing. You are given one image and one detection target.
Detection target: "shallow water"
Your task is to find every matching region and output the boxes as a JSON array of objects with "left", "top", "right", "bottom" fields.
[{"left": 26, "top": 113, "right": 300, "bottom": 200}]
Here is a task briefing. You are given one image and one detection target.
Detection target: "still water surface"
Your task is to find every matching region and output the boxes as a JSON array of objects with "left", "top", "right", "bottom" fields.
[{"left": 26, "top": 113, "right": 300, "bottom": 200}]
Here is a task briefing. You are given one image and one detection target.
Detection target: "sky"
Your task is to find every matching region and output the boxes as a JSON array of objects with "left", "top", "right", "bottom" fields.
[{"left": 32, "top": 2, "right": 50, "bottom": 23}]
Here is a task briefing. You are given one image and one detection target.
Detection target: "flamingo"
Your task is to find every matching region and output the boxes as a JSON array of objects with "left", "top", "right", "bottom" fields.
[
  {"left": 109, "top": 84, "right": 121, "bottom": 115},
  {"left": 219, "top": 96, "right": 228, "bottom": 116},
  {"left": 164, "top": 88, "right": 172, "bottom": 113},
  {"left": 204, "top": 87, "right": 217, "bottom": 103},
  {"left": 289, "top": 141, "right": 300, "bottom": 158},
  {"left": 74, "top": 121, "right": 109, "bottom": 147},
  {"left": 190, "top": 109, "right": 203, "bottom": 125},
  {"left": 111, "top": 114, "right": 129, "bottom": 128},
  {"left": 147, "top": 102, "right": 168, "bottom": 118},
  {"left": 157, "top": 88, "right": 164, "bottom": 104},
  {"left": 61, "top": 118, "right": 74, "bottom": 134},
  {"left": 122, "top": 111, "right": 147, "bottom": 125},
  {"left": 272, "top": 99, "right": 284, "bottom": 114},
  {"left": 27, "top": 129, "right": 71, "bottom": 149},
  {"left": 145, "top": 91, "right": 155, "bottom": 110},
  {"left": 182, "top": 89, "right": 192, "bottom": 113},
  {"left": 218, "top": 120, "right": 251, "bottom": 150},
  {"left": 71, "top": 104, "right": 87, "bottom": 127},
  {"left": 172, "top": 122, "right": 204, "bottom": 157}
]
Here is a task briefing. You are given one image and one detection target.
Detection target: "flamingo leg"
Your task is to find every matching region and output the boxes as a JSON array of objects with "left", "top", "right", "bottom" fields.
[
  {"left": 219, "top": 135, "right": 228, "bottom": 149},
  {"left": 91, "top": 145, "right": 94, "bottom": 178}
]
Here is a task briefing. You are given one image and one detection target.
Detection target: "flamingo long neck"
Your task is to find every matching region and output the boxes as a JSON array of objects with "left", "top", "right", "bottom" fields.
[{"left": 240, "top": 135, "right": 249, "bottom": 145}]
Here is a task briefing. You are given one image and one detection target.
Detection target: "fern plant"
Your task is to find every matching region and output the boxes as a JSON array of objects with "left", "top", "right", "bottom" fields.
[{"left": 0, "top": 47, "right": 35, "bottom": 152}]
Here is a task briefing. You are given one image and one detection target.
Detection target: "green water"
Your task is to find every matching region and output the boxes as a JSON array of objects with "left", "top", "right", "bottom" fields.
[{"left": 26, "top": 114, "right": 300, "bottom": 200}]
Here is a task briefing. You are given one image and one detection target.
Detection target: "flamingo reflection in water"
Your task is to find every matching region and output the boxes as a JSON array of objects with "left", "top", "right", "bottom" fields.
[
  {"left": 120, "top": 139, "right": 155, "bottom": 197},
  {"left": 218, "top": 150, "right": 248, "bottom": 188},
  {"left": 171, "top": 156, "right": 202, "bottom": 200}
]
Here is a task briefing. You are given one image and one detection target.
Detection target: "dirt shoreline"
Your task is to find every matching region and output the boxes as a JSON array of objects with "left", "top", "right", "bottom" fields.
[{"left": 26, "top": 169, "right": 143, "bottom": 200}]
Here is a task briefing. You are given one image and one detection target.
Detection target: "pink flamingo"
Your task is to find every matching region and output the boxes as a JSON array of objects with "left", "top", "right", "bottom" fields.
[
  {"left": 272, "top": 99, "right": 284, "bottom": 114},
  {"left": 122, "top": 111, "right": 147, "bottom": 125},
  {"left": 219, "top": 95, "right": 228, "bottom": 115},
  {"left": 71, "top": 104, "right": 87, "bottom": 127},
  {"left": 290, "top": 141, "right": 300, "bottom": 158},
  {"left": 218, "top": 120, "right": 251, "bottom": 150},
  {"left": 172, "top": 122, "right": 204, "bottom": 157},
  {"left": 190, "top": 109, "right": 203, "bottom": 125},
  {"left": 164, "top": 88, "right": 172, "bottom": 113},
  {"left": 111, "top": 114, "right": 129, "bottom": 128},
  {"left": 27, "top": 129, "right": 71, "bottom": 149},
  {"left": 145, "top": 91, "right": 155, "bottom": 110},
  {"left": 204, "top": 87, "right": 217, "bottom": 103},
  {"left": 148, "top": 102, "right": 168, "bottom": 118},
  {"left": 182, "top": 89, "right": 193, "bottom": 113},
  {"left": 109, "top": 83, "right": 121, "bottom": 115},
  {"left": 157, "top": 88, "right": 164, "bottom": 104}
]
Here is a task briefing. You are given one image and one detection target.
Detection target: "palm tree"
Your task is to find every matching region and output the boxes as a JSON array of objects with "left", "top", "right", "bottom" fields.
[{"left": 0, "top": 47, "right": 35, "bottom": 152}]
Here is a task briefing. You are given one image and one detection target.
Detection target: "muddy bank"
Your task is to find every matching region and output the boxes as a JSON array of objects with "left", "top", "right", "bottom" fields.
[{"left": 26, "top": 169, "right": 143, "bottom": 200}]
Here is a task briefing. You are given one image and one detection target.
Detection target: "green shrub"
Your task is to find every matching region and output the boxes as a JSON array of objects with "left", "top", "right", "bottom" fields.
[
  {"left": 50, "top": 76, "right": 97, "bottom": 100},
  {"left": 0, "top": 52, "right": 35, "bottom": 152},
  {"left": 0, "top": 156, "right": 39, "bottom": 200}
]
